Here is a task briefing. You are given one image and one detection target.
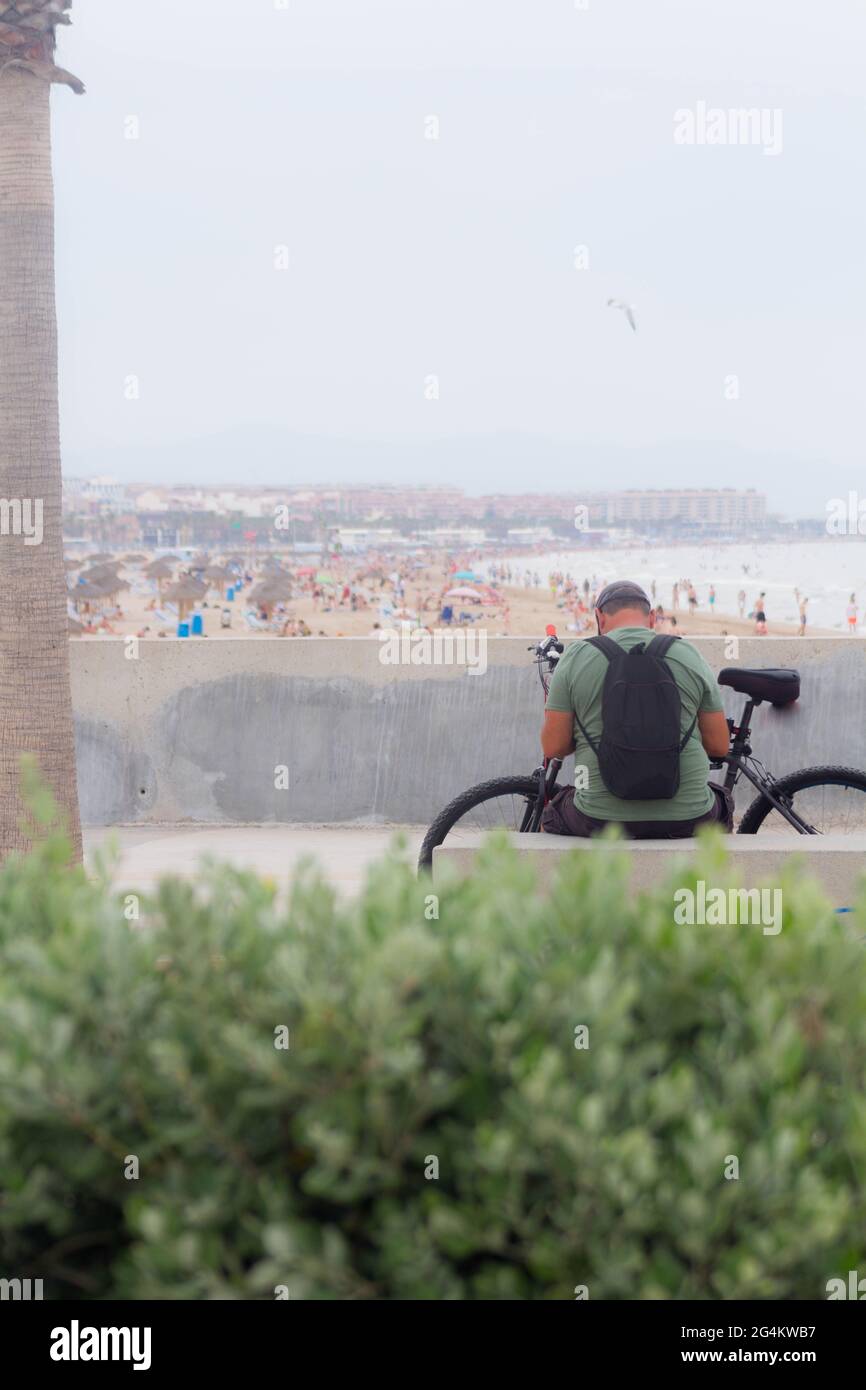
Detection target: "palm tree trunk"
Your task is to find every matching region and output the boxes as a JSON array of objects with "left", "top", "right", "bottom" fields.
[{"left": 0, "top": 68, "right": 82, "bottom": 860}]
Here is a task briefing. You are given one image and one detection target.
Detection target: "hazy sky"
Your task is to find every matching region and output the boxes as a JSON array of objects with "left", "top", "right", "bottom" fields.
[{"left": 50, "top": 0, "right": 866, "bottom": 515}]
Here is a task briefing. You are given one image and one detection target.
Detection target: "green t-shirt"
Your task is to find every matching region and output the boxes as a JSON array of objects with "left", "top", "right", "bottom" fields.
[{"left": 545, "top": 628, "right": 724, "bottom": 821}]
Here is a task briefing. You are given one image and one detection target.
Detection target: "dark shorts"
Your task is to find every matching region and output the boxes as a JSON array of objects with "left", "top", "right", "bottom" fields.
[{"left": 541, "top": 782, "right": 733, "bottom": 839}]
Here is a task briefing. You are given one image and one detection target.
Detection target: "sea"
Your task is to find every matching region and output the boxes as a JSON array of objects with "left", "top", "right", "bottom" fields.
[{"left": 477, "top": 538, "right": 866, "bottom": 633}]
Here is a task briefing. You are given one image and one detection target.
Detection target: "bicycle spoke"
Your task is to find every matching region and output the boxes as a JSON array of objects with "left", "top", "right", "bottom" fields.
[
  {"left": 450, "top": 794, "right": 532, "bottom": 839},
  {"left": 756, "top": 782, "right": 866, "bottom": 835}
]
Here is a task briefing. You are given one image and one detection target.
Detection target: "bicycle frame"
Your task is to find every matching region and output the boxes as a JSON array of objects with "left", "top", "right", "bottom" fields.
[
  {"left": 717, "top": 698, "right": 818, "bottom": 834},
  {"left": 523, "top": 631, "right": 566, "bottom": 831},
  {"left": 520, "top": 757, "right": 562, "bottom": 832}
]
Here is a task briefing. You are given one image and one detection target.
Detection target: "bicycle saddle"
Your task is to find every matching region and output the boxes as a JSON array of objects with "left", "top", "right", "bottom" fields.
[{"left": 717, "top": 667, "right": 800, "bottom": 706}]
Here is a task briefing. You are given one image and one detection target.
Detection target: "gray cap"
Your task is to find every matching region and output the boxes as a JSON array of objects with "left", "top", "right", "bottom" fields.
[{"left": 595, "top": 580, "right": 651, "bottom": 610}]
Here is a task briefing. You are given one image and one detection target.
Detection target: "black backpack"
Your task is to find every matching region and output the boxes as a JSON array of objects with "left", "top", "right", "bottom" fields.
[{"left": 574, "top": 633, "right": 696, "bottom": 800}]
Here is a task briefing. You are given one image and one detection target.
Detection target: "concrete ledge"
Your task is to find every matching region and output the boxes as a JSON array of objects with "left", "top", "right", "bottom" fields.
[{"left": 432, "top": 833, "right": 866, "bottom": 905}]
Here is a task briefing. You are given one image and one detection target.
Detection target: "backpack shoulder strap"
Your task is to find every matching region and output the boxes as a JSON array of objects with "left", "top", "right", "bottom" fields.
[
  {"left": 572, "top": 635, "right": 620, "bottom": 755},
  {"left": 584, "top": 634, "right": 622, "bottom": 662},
  {"left": 646, "top": 633, "right": 680, "bottom": 659},
  {"left": 644, "top": 634, "right": 697, "bottom": 749}
]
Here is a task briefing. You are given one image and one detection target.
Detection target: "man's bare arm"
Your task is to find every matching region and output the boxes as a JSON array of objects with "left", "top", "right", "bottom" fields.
[
  {"left": 698, "top": 710, "right": 729, "bottom": 758},
  {"left": 541, "top": 709, "right": 576, "bottom": 759}
]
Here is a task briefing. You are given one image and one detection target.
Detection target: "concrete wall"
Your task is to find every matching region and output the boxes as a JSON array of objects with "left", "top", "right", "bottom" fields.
[{"left": 70, "top": 637, "right": 866, "bottom": 826}]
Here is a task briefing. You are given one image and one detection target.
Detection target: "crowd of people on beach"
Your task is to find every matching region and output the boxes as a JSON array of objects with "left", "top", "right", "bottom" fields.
[
  {"left": 67, "top": 543, "right": 862, "bottom": 640},
  {"left": 501, "top": 565, "right": 862, "bottom": 637}
]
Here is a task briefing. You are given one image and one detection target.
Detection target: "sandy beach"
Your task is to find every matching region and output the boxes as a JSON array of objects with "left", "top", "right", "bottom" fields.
[{"left": 67, "top": 549, "right": 835, "bottom": 642}]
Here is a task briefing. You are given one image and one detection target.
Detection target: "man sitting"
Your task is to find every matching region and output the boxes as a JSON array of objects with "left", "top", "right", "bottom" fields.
[{"left": 541, "top": 580, "right": 731, "bottom": 838}]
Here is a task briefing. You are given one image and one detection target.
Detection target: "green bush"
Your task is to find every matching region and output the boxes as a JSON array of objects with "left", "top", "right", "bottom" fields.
[{"left": 1, "top": 817, "right": 866, "bottom": 1300}]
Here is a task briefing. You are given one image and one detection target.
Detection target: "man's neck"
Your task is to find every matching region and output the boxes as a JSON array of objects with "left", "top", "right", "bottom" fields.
[{"left": 601, "top": 618, "right": 651, "bottom": 635}]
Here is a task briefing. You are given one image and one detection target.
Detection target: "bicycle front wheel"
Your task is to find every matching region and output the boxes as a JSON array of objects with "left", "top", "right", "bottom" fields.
[
  {"left": 738, "top": 765, "right": 866, "bottom": 835},
  {"left": 418, "top": 776, "right": 541, "bottom": 871}
]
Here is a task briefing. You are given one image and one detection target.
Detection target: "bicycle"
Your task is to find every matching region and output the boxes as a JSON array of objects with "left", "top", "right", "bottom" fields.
[{"left": 417, "top": 627, "right": 866, "bottom": 870}]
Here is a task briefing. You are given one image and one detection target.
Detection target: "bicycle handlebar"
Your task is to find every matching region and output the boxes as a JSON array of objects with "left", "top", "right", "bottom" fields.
[
  {"left": 529, "top": 629, "right": 564, "bottom": 699},
  {"left": 528, "top": 632, "right": 564, "bottom": 661}
]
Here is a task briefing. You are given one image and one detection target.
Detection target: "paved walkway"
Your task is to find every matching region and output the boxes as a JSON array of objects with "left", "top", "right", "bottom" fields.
[{"left": 84, "top": 825, "right": 424, "bottom": 896}]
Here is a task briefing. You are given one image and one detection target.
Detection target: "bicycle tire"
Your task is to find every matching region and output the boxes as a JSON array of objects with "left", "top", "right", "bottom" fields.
[
  {"left": 738, "top": 764, "right": 866, "bottom": 834},
  {"left": 418, "top": 775, "right": 541, "bottom": 871}
]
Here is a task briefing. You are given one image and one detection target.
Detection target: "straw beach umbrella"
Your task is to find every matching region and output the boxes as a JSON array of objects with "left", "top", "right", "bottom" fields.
[
  {"left": 70, "top": 577, "right": 114, "bottom": 613},
  {"left": 165, "top": 576, "right": 207, "bottom": 622},
  {"left": 249, "top": 575, "right": 294, "bottom": 618},
  {"left": 79, "top": 562, "right": 122, "bottom": 584},
  {"left": 74, "top": 569, "right": 128, "bottom": 605},
  {"left": 97, "top": 574, "right": 129, "bottom": 600},
  {"left": 204, "top": 564, "right": 231, "bottom": 596},
  {"left": 144, "top": 558, "right": 175, "bottom": 595},
  {"left": 144, "top": 558, "right": 174, "bottom": 578}
]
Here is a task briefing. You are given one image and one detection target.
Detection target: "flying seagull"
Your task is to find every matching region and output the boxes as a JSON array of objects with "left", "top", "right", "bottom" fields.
[{"left": 607, "top": 298, "right": 637, "bottom": 332}]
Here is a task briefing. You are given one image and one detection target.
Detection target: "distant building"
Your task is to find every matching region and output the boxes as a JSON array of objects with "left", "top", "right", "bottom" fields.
[
  {"left": 63, "top": 478, "right": 770, "bottom": 547},
  {"left": 334, "top": 527, "right": 403, "bottom": 552},
  {"left": 506, "top": 526, "right": 556, "bottom": 544},
  {"left": 133, "top": 489, "right": 168, "bottom": 513},
  {"left": 64, "top": 475, "right": 130, "bottom": 515},
  {"left": 416, "top": 527, "right": 488, "bottom": 547},
  {"left": 600, "top": 488, "right": 765, "bottom": 527}
]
